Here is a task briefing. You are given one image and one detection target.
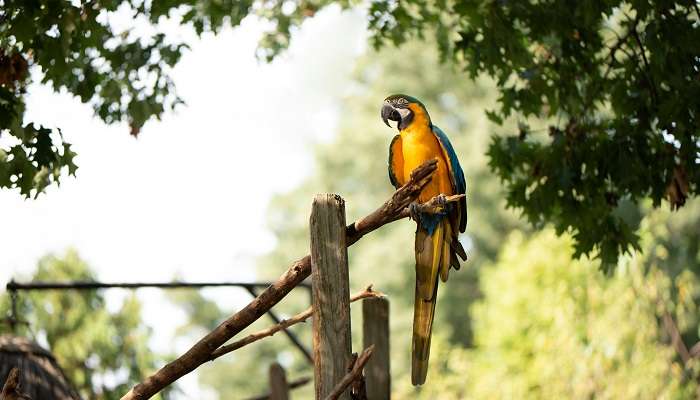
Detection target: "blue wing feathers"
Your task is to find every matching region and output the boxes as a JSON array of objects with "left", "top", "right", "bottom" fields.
[
  {"left": 431, "top": 125, "right": 466, "bottom": 194},
  {"left": 432, "top": 125, "right": 467, "bottom": 232}
]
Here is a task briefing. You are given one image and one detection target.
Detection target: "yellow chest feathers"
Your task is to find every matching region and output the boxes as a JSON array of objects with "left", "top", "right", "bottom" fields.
[
  {"left": 399, "top": 104, "right": 452, "bottom": 198},
  {"left": 400, "top": 104, "right": 441, "bottom": 169}
]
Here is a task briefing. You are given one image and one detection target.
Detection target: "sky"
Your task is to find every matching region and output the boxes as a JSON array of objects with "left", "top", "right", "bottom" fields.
[{"left": 1, "top": 7, "right": 367, "bottom": 398}]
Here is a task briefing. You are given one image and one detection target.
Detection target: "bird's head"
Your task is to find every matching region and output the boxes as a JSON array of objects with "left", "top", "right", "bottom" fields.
[{"left": 381, "top": 94, "right": 431, "bottom": 131}]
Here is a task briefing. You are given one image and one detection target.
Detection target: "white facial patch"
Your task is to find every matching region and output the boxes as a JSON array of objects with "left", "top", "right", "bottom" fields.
[{"left": 397, "top": 107, "right": 411, "bottom": 118}]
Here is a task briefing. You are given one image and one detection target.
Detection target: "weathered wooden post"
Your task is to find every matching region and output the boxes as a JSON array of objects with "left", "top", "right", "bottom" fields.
[
  {"left": 310, "top": 194, "right": 352, "bottom": 400},
  {"left": 268, "top": 363, "right": 289, "bottom": 400},
  {"left": 362, "top": 297, "right": 391, "bottom": 399}
]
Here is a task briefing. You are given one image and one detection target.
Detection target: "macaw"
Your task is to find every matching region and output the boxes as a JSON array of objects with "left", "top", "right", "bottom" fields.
[{"left": 381, "top": 94, "right": 467, "bottom": 385}]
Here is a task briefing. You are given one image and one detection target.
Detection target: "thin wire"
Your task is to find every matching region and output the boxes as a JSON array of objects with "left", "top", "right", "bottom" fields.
[
  {"left": 6, "top": 280, "right": 311, "bottom": 291},
  {"left": 2, "top": 279, "right": 312, "bottom": 356}
]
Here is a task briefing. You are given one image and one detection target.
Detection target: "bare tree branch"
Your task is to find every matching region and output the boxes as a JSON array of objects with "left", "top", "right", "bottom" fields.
[
  {"left": 690, "top": 341, "right": 700, "bottom": 359},
  {"left": 208, "top": 286, "right": 383, "bottom": 361},
  {"left": 120, "top": 159, "right": 438, "bottom": 400},
  {"left": 662, "top": 311, "right": 691, "bottom": 365},
  {"left": 324, "top": 346, "right": 374, "bottom": 400}
]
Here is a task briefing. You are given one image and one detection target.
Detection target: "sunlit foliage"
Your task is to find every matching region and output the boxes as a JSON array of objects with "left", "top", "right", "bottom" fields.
[{"left": 404, "top": 227, "right": 698, "bottom": 399}]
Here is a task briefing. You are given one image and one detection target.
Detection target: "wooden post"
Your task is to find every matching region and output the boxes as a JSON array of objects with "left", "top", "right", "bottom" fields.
[
  {"left": 268, "top": 363, "right": 289, "bottom": 400},
  {"left": 310, "top": 194, "right": 352, "bottom": 400},
  {"left": 362, "top": 297, "right": 390, "bottom": 399}
]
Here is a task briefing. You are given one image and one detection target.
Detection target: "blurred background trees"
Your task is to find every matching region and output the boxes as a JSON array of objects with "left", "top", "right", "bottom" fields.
[
  {"left": 0, "top": 251, "right": 170, "bottom": 400},
  {"left": 411, "top": 226, "right": 698, "bottom": 399}
]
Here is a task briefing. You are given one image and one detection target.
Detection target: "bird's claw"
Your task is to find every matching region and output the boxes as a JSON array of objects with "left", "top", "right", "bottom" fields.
[
  {"left": 409, "top": 202, "right": 421, "bottom": 222},
  {"left": 435, "top": 194, "right": 448, "bottom": 206}
]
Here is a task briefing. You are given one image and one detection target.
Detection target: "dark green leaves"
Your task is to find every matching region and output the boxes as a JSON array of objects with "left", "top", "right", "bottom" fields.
[
  {"left": 0, "top": 0, "right": 269, "bottom": 197},
  {"left": 0, "top": 122, "right": 77, "bottom": 197},
  {"left": 0, "top": 78, "right": 77, "bottom": 197},
  {"left": 363, "top": 0, "right": 700, "bottom": 265},
  {"left": 0, "top": 0, "right": 363, "bottom": 197}
]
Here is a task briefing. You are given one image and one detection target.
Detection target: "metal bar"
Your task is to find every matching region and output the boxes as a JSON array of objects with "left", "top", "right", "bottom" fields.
[
  {"left": 9, "top": 285, "right": 18, "bottom": 332},
  {"left": 6, "top": 281, "right": 311, "bottom": 292},
  {"left": 4, "top": 279, "right": 315, "bottom": 361},
  {"left": 245, "top": 286, "right": 314, "bottom": 364}
]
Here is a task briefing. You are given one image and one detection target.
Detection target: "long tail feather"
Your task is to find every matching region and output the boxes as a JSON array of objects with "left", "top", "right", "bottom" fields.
[
  {"left": 412, "top": 224, "right": 444, "bottom": 385},
  {"left": 414, "top": 226, "right": 442, "bottom": 301},
  {"left": 412, "top": 282, "right": 438, "bottom": 385}
]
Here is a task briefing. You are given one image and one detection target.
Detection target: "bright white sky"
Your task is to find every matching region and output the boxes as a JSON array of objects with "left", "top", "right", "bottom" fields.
[{"left": 1, "top": 7, "right": 367, "bottom": 398}]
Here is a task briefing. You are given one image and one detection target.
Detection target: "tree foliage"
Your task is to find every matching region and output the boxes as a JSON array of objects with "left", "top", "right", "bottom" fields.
[
  {"left": 359, "top": 0, "right": 700, "bottom": 265},
  {"left": 3, "top": 1, "right": 697, "bottom": 265},
  {"left": 0, "top": 250, "right": 169, "bottom": 400},
  {"left": 0, "top": 0, "right": 306, "bottom": 196}
]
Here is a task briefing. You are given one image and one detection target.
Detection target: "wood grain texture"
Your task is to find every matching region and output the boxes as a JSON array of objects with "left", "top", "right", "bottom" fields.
[
  {"left": 362, "top": 297, "right": 391, "bottom": 400},
  {"left": 268, "top": 363, "right": 289, "bottom": 400},
  {"left": 310, "top": 194, "right": 352, "bottom": 400}
]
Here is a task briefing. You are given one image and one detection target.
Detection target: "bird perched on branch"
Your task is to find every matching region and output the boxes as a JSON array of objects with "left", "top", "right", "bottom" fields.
[{"left": 381, "top": 94, "right": 467, "bottom": 385}]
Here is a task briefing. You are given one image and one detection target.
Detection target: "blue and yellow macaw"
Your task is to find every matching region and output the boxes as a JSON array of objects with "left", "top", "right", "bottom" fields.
[{"left": 381, "top": 94, "right": 467, "bottom": 385}]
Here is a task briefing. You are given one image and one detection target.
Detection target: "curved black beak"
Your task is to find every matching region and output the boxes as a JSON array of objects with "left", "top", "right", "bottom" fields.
[{"left": 381, "top": 103, "right": 401, "bottom": 128}]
